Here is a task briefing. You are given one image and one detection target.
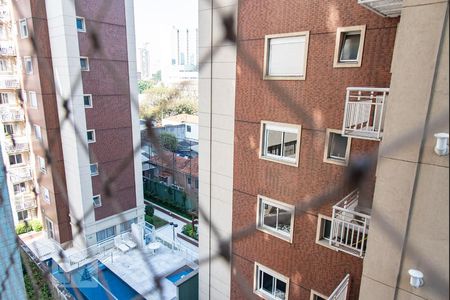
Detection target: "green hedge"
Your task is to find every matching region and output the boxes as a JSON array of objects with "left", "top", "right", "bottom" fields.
[
  {"left": 182, "top": 224, "right": 198, "bottom": 240},
  {"left": 15, "top": 220, "right": 43, "bottom": 235}
]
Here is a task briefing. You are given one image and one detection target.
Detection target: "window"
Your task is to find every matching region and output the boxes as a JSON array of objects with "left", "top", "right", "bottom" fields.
[
  {"left": 42, "top": 186, "right": 50, "bottom": 204},
  {"left": 83, "top": 94, "right": 92, "bottom": 108},
  {"left": 18, "top": 210, "right": 29, "bottom": 221},
  {"left": 34, "top": 125, "right": 42, "bottom": 141},
  {"left": 255, "top": 263, "right": 289, "bottom": 300},
  {"left": 76, "top": 17, "right": 86, "bottom": 32},
  {"left": 186, "top": 175, "right": 192, "bottom": 185},
  {"left": 86, "top": 130, "right": 96, "bottom": 143},
  {"left": 19, "top": 18, "right": 28, "bottom": 38},
  {"left": 4, "top": 124, "right": 15, "bottom": 135},
  {"left": 316, "top": 214, "right": 334, "bottom": 249},
  {"left": 80, "top": 57, "right": 89, "bottom": 71},
  {"left": 0, "top": 93, "right": 9, "bottom": 104},
  {"left": 120, "top": 218, "right": 137, "bottom": 233},
  {"left": 257, "top": 196, "right": 295, "bottom": 242},
  {"left": 194, "top": 178, "right": 199, "bottom": 189},
  {"left": 38, "top": 156, "right": 46, "bottom": 173},
  {"left": 96, "top": 226, "right": 116, "bottom": 243},
  {"left": 264, "top": 32, "right": 309, "bottom": 80},
  {"left": 93, "top": 195, "right": 102, "bottom": 208},
  {"left": 90, "top": 163, "right": 99, "bottom": 176},
  {"left": 9, "top": 154, "right": 23, "bottom": 165},
  {"left": 24, "top": 57, "right": 33, "bottom": 74},
  {"left": 261, "top": 121, "right": 301, "bottom": 166},
  {"left": 323, "top": 129, "right": 351, "bottom": 166},
  {"left": 186, "top": 125, "right": 192, "bottom": 132},
  {"left": 310, "top": 290, "right": 328, "bottom": 300},
  {"left": 13, "top": 183, "right": 26, "bottom": 195},
  {"left": 333, "top": 25, "right": 366, "bottom": 68},
  {"left": 0, "top": 59, "right": 8, "bottom": 72},
  {"left": 29, "top": 91, "right": 37, "bottom": 108}
]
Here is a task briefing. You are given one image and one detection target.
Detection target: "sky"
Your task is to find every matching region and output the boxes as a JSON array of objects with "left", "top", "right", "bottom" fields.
[{"left": 134, "top": 0, "right": 198, "bottom": 72}]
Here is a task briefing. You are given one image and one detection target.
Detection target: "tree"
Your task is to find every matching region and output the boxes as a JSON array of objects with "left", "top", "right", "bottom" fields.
[
  {"left": 138, "top": 80, "right": 154, "bottom": 94},
  {"left": 160, "top": 132, "right": 178, "bottom": 152},
  {"left": 166, "top": 99, "right": 198, "bottom": 116}
]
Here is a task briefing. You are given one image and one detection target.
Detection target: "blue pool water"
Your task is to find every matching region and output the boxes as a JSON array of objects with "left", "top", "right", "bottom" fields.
[
  {"left": 45, "top": 259, "right": 143, "bottom": 300},
  {"left": 165, "top": 266, "right": 194, "bottom": 283}
]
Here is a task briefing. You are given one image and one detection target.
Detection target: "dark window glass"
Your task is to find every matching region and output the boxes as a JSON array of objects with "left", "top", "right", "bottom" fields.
[{"left": 340, "top": 32, "right": 361, "bottom": 61}]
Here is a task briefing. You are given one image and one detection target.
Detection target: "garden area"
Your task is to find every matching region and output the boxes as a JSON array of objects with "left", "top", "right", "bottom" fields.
[
  {"left": 15, "top": 220, "right": 43, "bottom": 235},
  {"left": 144, "top": 205, "right": 168, "bottom": 229},
  {"left": 21, "top": 252, "right": 53, "bottom": 299}
]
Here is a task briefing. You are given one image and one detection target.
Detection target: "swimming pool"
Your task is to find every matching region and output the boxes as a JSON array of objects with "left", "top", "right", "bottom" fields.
[
  {"left": 165, "top": 265, "right": 194, "bottom": 284},
  {"left": 45, "top": 259, "right": 143, "bottom": 300}
]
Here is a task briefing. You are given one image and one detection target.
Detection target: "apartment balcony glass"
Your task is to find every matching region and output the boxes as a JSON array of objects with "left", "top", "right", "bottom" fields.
[
  {"left": 330, "top": 190, "right": 370, "bottom": 257},
  {"left": 0, "top": 75, "right": 20, "bottom": 89},
  {"left": 358, "top": 0, "right": 403, "bottom": 17},
  {"left": 15, "top": 192, "right": 37, "bottom": 212},
  {"left": 0, "top": 107, "right": 24, "bottom": 122},
  {"left": 342, "top": 87, "right": 389, "bottom": 141},
  {"left": 8, "top": 165, "right": 33, "bottom": 184}
]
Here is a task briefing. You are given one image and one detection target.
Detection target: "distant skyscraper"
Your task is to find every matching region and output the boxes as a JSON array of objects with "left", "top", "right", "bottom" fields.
[{"left": 138, "top": 43, "right": 150, "bottom": 79}]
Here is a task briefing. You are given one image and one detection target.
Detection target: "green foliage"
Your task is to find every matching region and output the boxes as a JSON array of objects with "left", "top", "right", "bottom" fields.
[
  {"left": 30, "top": 219, "right": 43, "bottom": 232},
  {"left": 16, "top": 222, "right": 32, "bottom": 235},
  {"left": 166, "top": 99, "right": 198, "bottom": 116},
  {"left": 182, "top": 224, "right": 198, "bottom": 240},
  {"left": 22, "top": 252, "right": 53, "bottom": 299},
  {"left": 145, "top": 205, "right": 154, "bottom": 217},
  {"left": 152, "top": 70, "right": 162, "bottom": 82},
  {"left": 160, "top": 132, "right": 178, "bottom": 152},
  {"left": 138, "top": 80, "right": 155, "bottom": 94},
  {"left": 145, "top": 214, "right": 168, "bottom": 229}
]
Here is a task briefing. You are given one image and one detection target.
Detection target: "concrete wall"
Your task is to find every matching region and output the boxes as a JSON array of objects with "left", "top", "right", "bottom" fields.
[
  {"left": 360, "top": 1, "right": 449, "bottom": 299},
  {"left": 198, "top": 0, "right": 237, "bottom": 299}
]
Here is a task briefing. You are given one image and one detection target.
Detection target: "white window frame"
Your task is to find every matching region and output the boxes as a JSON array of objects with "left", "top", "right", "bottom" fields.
[
  {"left": 83, "top": 94, "right": 92, "bottom": 108},
  {"left": 29, "top": 91, "right": 38, "bottom": 108},
  {"left": 310, "top": 290, "right": 328, "bottom": 300},
  {"left": 76, "top": 16, "right": 86, "bottom": 32},
  {"left": 34, "top": 124, "right": 42, "bottom": 142},
  {"left": 254, "top": 263, "right": 289, "bottom": 300},
  {"left": 257, "top": 195, "right": 295, "bottom": 243},
  {"left": 93, "top": 195, "right": 102, "bottom": 208},
  {"left": 24, "top": 56, "right": 33, "bottom": 74},
  {"left": 9, "top": 154, "right": 23, "bottom": 165},
  {"left": 260, "top": 121, "right": 302, "bottom": 167},
  {"left": 38, "top": 156, "right": 46, "bottom": 174},
  {"left": 42, "top": 186, "right": 50, "bottom": 204},
  {"left": 19, "top": 18, "right": 28, "bottom": 38},
  {"left": 323, "top": 129, "right": 351, "bottom": 166},
  {"left": 90, "top": 163, "right": 99, "bottom": 176},
  {"left": 315, "top": 214, "right": 337, "bottom": 251},
  {"left": 0, "top": 92, "right": 9, "bottom": 104},
  {"left": 333, "top": 25, "right": 366, "bottom": 68},
  {"left": 86, "top": 129, "right": 96, "bottom": 143},
  {"left": 80, "top": 57, "right": 90, "bottom": 71},
  {"left": 263, "top": 31, "right": 310, "bottom": 80}
]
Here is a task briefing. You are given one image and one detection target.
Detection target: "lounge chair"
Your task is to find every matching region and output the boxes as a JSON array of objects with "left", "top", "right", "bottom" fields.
[
  {"left": 122, "top": 233, "right": 137, "bottom": 250},
  {"left": 114, "top": 236, "right": 129, "bottom": 253}
]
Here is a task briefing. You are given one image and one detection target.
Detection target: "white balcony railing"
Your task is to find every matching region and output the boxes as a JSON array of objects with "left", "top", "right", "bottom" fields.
[
  {"left": 0, "top": 76, "right": 20, "bottom": 89},
  {"left": 328, "top": 274, "right": 350, "bottom": 300},
  {"left": 342, "top": 87, "right": 389, "bottom": 141},
  {"left": 5, "top": 139, "right": 29, "bottom": 153},
  {"left": 0, "top": 43, "right": 15, "bottom": 56},
  {"left": 0, "top": 107, "right": 25, "bottom": 122},
  {"left": 15, "top": 193, "right": 37, "bottom": 212},
  {"left": 358, "top": 0, "right": 403, "bottom": 18},
  {"left": 8, "top": 166, "right": 33, "bottom": 184},
  {"left": 330, "top": 190, "right": 370, "bottom": 258},
  {"left": 0, "top": 5, "right": 9, "bottom": 21}
]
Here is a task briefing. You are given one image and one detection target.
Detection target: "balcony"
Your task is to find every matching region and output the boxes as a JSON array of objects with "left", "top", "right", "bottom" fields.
[
  {"left": 358, "top": 0, "right": 403, "bottom": 17},
  {"left": 328, "top": 274, "right": 350, "bottom": 300},
  {"left": 0, "top": 76, "right": 20, "bottom": 89},
  {"left": 0, "top": 5, "right": 9, "bottom": 22},
  {"left": 330, "top": 190, "right": 370, "bottom": 257},
  {"left": 0, "top": 107, "right": 25, "bottom": 122},
  {"left": 8, "top": 166, "right": 33, "bottom": 184},
  {"left": 15, "top": 193, "right": 37, "bottom": 212},
  {"left": 4, "top": 138, "right": 29, "bottom": 154},
  {"left": 342, "top": 87, "right": 389, "bottom": 141},
  {"left": 0, "top": 42, "right": 15, "bottom": 56}
]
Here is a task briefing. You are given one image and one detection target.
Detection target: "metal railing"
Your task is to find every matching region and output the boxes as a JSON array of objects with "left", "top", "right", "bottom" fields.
[
  {"left": 358, "top": 0, "right": 403, "bottom": 17},
  {"left": 8, "top": 165, "right": 33, "bottom": 184},
  {"left": 15, "top": 194, "right": 37, "bottom": 211},
  {"left": 328, "top": 274, "right": 350, "bottom": 300},
  {"left": 4, "top": 139, "right": 29, "bottom": 153},
  {"left": 0, "top": 107, "right": 25, "bottom": 122},
  {"left": 342, "top": 87, "right": 389, "bottom": 141},
  {"left": 330, "top": 190, "right": 370, "bottom": 257},
  {"left": 0, "top": 76, "right": 20, "bottom": 89},
  {"left": 0, "top": 42, "right": 15, "bottom": 56}
]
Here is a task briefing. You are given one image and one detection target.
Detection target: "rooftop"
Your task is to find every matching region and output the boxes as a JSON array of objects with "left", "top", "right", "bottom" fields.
[{"left": 162, "top": 114, "right": 198, "bottom": 125}]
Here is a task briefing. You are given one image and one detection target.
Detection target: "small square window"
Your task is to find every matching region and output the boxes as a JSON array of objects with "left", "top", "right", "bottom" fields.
[
  {"left": 323, "top": 129, "right": 351, "bottom": 166},
  {"left": 333, "top": 25, "right": 366, "bottom": 68},
  {"left": 90, "top": 163, "right": 99, "bottom": 176},
  {"left": 264, "top": 32, "right": 310, "bottom": 80},
  {"left": 254, "top": 263, "right": 289, "bottom": 300},
  {"left": 310, "top": 290, "right": 328, "bottom": 300},
  {"left": 257, "top": 196, "right": 295, "bottom": 242},
  {"left": 315, "top": 214, "right": 336, "bottom": 251},
  {"left": 4, "top": 124, "right": 15, "bottom": 135},
  {"left": 19, "top": 19, "right": 28, "bottom": 38},
  {"left": 76, "top": 17, "right": 86, "bottom": 32},
  {"left": 18, "top": 210, "right": 29, "bottom": 221},
  {"left": 261, "top": 121, "right": 301, "bottom": 166},
  {"left": 83, "top": 94, "right": 92, "bottom": 108},
  {"left": 42, "top": 187, "right": 50, "bottom": 204},
  {"left": 80, "top": 57, "right": 89, "bottom": 71},
  {"left": 186, "top": 125, "right": 191, "bottom": 133},
  {"left": 93, "top": 195, "right": 102, "bottom": 208},
  {"left": 87, "top": 130, "right": 96, "bottom": 143},
  {"left": 24, "top": 57, "right": 33, "bottom": 74},
  {"left": 29, "top": 91, "right": 37, "bottom": 108},
  {"left": 34, "top": 124, "right": 42, "bottom": 141},
  {"left": 38, "top": 156, "right": 46, "bottom": 173},
  {"left": 9, "top": 154, "right": 23, "bottom": 165},
  {"left": 0, "top": 92, "right": 9, "bottom": 104},
  {"left": 13, "top": 183, "right": 26, "bottom": 195}
]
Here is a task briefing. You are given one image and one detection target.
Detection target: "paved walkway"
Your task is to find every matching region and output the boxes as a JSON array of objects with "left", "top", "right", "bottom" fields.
[{"left": 149, "top": 203, "right": 199, "bottom": 255}]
